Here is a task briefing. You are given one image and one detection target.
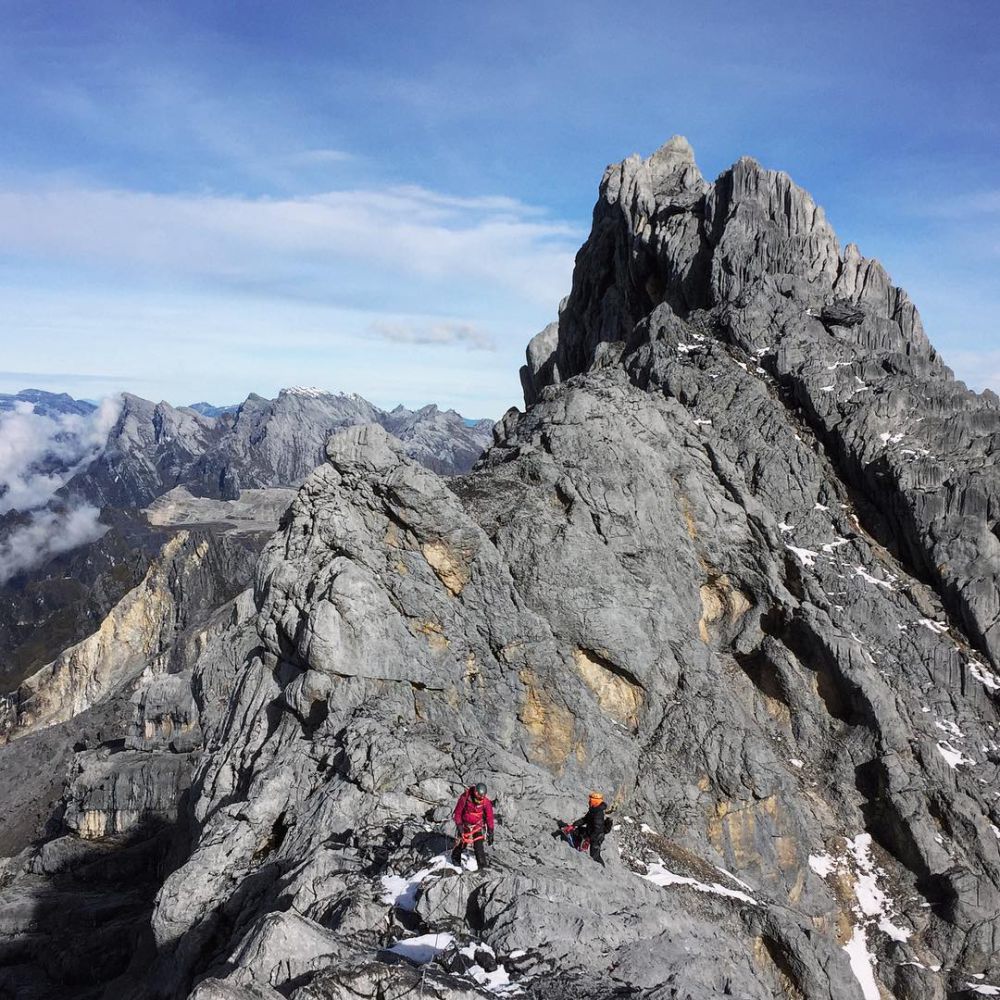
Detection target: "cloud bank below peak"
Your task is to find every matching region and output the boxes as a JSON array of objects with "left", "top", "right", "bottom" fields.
[{"left": 0, "top": 396, "right": 121, "bottom": 585}]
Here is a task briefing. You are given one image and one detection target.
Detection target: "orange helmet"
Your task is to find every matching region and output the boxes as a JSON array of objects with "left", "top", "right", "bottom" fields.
[{"left": 589, "top": 791, "right": 604, "bottom": 807}]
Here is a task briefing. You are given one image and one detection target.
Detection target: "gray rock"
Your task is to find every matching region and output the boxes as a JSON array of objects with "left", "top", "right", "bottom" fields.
[
  {"left": 4, "top": 138, "right": 1000, "bottom": 1000},
  {"left": 63, "top": 747, "right": 192, "bottom": 838}
]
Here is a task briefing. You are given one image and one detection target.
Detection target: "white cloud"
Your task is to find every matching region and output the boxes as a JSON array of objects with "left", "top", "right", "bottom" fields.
[
  {"left": 0, "top": 506, "right": 109, "bottom": 585},
  {"left": 0, "top": 397, "right": 121, "bottom": 514},
  {"left": 0, "top": 183, "right": 579, "bottom": 308},
  {"left": 369, "top": 320, "right": 495, "bottom": 350}
]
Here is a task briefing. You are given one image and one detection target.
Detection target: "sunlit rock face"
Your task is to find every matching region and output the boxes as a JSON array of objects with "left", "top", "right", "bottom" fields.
[{"left": 3, "top": 139, "right": 1000, "bottom": 1000}]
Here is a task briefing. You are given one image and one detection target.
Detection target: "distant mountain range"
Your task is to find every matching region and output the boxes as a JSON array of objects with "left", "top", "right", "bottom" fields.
[
  {"left": 0, "top": 388, "right": 97, "bottom": 417},
  {"left": 0, "top": 386, "right": 495, "bottom": 689}
]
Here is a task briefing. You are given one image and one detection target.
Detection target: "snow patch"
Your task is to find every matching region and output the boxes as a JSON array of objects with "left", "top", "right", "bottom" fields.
[
  {"left": 969, "top": 662, "right": 1000, "bottom": 692},
  {"left": 937, "top": 740, "right": 975, "bottom": 769},
  {"left": 284, "top": 386, "right": 333, "bottom": 398},
  {"left": 879, "top": 431, "right": 905, "bottom": 445},
  {"left": 917, "top": 618, "right": 949, "bottom": 635},
  {"left": 844, "top": 925, "right": 880, "bottom": 1000},
  {"left": 640, "top": 861, "right": 757, "bottom": 905},
  {"left": 854, "top": 565, "right": 894, "bottom": 591},
  {"left": 457, "top": 944, "right": 521, "bottom": 994},
  {"left": 810, "top": 833, "right": 911, "bottom": 965},
  {"left": 786, "top": 545, "right": 818, "bottom": 568},
  {"left": 846, "top": 834, "right": 911, "bottom": 942},
  {"left": 809, "top": 853, "right": 835, "bottom": 878},
  {"left": 934, "top": 719, "right": 964, "bottom": 739},
  {"left": 380, "top": 854, "right": 462, "bottom": 910},
  {"left": 388, "top": 932, "right": 455, "bottom": 964}
]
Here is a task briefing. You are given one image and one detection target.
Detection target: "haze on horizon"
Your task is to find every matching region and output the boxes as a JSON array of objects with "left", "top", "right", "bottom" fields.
[{"left": 0, "top": 0, "right": 997, "bottom": 417}]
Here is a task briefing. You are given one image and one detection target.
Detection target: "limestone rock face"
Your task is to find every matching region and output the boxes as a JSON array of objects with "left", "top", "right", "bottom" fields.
[
  {"left": 3, "top": 139, "right": 1000, "bottom": 1000},
  {"left": 535, "top": 135, "right": 999, "bottom": 680},
  {"left": 1, "top": 526, "right": 259, "bottom": 741}
]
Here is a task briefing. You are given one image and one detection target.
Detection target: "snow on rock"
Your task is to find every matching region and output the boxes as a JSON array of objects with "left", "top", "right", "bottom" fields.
[
  {"left": 380, "top": 854, "right": 461, "bottom": 910},
  {"left": 845, "top": 834, "right": 911, "bottom": 942},
  {"left": 854, "top": 565, "right": 895, "bottom": 591},
  {"left": 388, "top": 932, "right": 455, "bottom": 964},
  {"left": 808, "top": 853, "right": 836, "bottom": 878},
  {"left": 969, "top": 661, "right": 1000, "bottom": 692},
  {"left": 917, "top": 618, "right": 949, "bottom": 635},
  {"left": 936, "top": 740, "right": 976, "bottom": 770},
  {"left": 843, "top": 926, "right": 880, "bottom": 1000},
  {"left": 457, "top": 944, "right": 521, "bottom": 994},
  {"left": 284, "top": 386, "right": 333, "bottom": 398},
  {"left": 966, "top": 985, "right": 1000, "bottom": 996},
  {"left": 640, "top": 861, "right": 757, "bottom": 905},
  {"left": 786, "top": 545, "right": 819, "bottom": 568},
  {"left": 934, "top": 719, "right": 965, "bottom": 739},
  {"left": 809, "top": 831, "right": 911, "bottom": 1000}
]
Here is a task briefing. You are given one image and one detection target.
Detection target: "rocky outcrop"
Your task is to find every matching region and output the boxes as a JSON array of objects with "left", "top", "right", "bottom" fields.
[{"left": 2, "top": 138, "right": 1000, "bottom": 1000}]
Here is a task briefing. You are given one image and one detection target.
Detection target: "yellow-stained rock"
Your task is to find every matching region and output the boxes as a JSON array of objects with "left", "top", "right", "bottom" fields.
[
  {"left": 422, "top": 540, "right": 471, "bottom": 596},
  {"left": 572, "top": 647, "right": 644, "bottom": 730},
  {"left": 518, "top": 668, "right": 576, "bottom": 772}
]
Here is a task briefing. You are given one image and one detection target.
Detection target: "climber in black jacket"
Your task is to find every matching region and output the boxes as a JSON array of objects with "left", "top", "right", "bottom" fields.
[{"left": 571, "top": 791, "right": 609, "bottom": 866}]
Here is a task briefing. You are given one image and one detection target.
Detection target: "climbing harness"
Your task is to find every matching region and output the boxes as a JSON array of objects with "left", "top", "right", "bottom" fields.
[{"left": 455, "top": 821, "right": 486, "bottom": 851}]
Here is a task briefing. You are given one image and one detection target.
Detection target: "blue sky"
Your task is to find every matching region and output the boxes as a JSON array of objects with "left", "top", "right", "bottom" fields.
[{"left": 0, "top": 1, "right": 996, "bottom": 416}]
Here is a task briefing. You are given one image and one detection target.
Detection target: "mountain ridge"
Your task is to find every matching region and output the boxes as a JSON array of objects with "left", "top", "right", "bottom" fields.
[{"left": 1, "top": 138, "right": 999, "bottom": 1000}]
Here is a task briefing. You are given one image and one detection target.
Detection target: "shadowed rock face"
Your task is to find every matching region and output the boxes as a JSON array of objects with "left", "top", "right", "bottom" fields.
[{"left": 3, "top": 139, "right": 1000, "bottom": 1000}]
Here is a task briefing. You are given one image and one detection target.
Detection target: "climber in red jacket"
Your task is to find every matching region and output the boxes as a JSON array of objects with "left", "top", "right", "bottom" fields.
[{"left": 451, "top": 782, "right": 495, "bottom": 869}]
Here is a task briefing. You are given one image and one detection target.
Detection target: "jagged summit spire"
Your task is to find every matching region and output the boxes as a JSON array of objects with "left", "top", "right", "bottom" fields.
[{"left": 648, "top": 134, "right": 697, "bottom": 168}]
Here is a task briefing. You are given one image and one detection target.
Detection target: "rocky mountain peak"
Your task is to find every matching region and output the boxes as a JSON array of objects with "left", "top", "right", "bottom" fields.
[{"left": 3, "top": 139, "right": 1000, "bottom": 1000}]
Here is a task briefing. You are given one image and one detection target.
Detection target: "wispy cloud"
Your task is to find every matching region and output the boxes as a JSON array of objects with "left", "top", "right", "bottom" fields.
[
  {"left": 369, "top": 320, "right": 495, "bottom": 350},
  {"left": 914, "top": 190, "right": 1000, "bottom": 218},
  {"left": 0, "top": 505, "right": 108, "bottom": 585},
  {"left": 0, "top": 370, "right": 140, "bottom": 384},
  {"left": 281, "top": 148, "right": 354, "bottom": 167},
  {"left": 0, "top": 183, "right": 579, "bottom": 308}
]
